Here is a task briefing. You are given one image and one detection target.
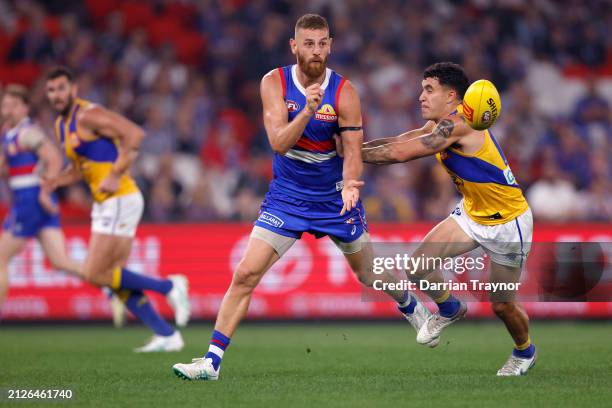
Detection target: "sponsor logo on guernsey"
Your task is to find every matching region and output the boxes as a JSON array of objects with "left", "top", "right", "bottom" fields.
[
  {"left": 286, "top": 100, "right": 300, "bottom": 112},
  {"left": 503, "top": 167, "right": 516, "bottom": 185},
  {"left": 315, "top": 104, "right": 338, "bottom": 122},
  {"left": 258, "top": 211, "right": 284, "bottom": 228},
  {"left": 335, "top": 180, "right": 344, "bottom": 191}
]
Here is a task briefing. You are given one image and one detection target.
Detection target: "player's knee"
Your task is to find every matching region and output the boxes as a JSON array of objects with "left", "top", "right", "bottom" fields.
[
  {"left": 410, "top": 267, "right": 434, "bottom": 281},
  {"left": 81, "top": 265, "right": 105, "bottom": 286},
  {"left": 491, "top": 302, "right": 514, "bottom": 318},
  {"left": 233, "top": 262, "right": 264, "bottom": 290},
  {"left": 47, "top": 256, "right": 65, "bottom": 272}
]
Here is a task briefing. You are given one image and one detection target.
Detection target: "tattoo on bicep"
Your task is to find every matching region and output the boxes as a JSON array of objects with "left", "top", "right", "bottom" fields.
[{"left": 420, "top": 119, "right": 454, "bottom": 150}]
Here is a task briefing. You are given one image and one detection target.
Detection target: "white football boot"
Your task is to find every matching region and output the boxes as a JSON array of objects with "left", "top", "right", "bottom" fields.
[
  {"left": 167, "top": 275, "right": 191, "bottom": 327},
  {"left": 416, "top": 301, "right": 467, "bottom": 345},
  {"left": 400, "top": 294, "right": 440, "bottom": 348},
  {"left": 497, "top": 349, "right": 537, "bottom": 376},
  {"left": 173, "top": 358, "right": 220, "bottom": 381},
  {"left": 110, "top": 293, "right": 127, "bottom": 328},
  {"left": 134, "top": 331, "right": 184, "bottom": 353}
]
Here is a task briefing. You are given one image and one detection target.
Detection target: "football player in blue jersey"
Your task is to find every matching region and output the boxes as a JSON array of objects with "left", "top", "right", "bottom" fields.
[
  {"left": 0, "top": 84, "right": 82, "bottom": 309},
  {"left": 173, "top": 14, "right": 435, "bottom": 381},
  {"left": 359, "top": 62, "right": 536, "bottom": 376}
]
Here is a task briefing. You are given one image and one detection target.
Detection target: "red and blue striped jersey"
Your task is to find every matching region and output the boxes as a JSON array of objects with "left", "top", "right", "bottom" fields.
[
  {"left": 270, "top": 64, "right": 347, "bottom": 201},
  {"left": 2, "top": 117, "right": 40, "bottom": 191}
]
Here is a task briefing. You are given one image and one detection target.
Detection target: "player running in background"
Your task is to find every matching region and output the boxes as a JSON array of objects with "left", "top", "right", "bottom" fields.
[
  {"left": 172, "top": 13, "right": 434, "bottom": 381},
  {"left": 45, "top": 66, "right": 190, "bottom": 352},
  {"left": 0, "top": 84, "right": 82, "bottom": 309},
  {"left": 360, "top": 62, "right": 536, "bottom": 376}
]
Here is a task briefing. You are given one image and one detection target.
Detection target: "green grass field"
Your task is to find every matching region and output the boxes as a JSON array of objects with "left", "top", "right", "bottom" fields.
[{"left": 1, "top": 322, "right": 611, "bottom": 407}]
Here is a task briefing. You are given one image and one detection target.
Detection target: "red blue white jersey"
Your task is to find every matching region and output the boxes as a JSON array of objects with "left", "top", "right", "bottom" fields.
[
  {"left": 2, "top": 117, "right": 40, "bottom": 191},
  {"left": 270, "top": 64, "right": 347, "bottom": 201}
]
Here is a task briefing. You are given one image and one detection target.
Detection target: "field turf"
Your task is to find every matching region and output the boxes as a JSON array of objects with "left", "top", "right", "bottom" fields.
[{"left": 0, "top": 322, "right": 611, "bottom": 407}]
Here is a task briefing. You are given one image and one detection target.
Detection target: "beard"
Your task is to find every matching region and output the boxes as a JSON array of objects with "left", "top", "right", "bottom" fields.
[
  {"left": 296, "top": 52, "right": 327, "bottom": 79},
  {"left": 55, "top": 95, "right": 74, "bottom": 117}
]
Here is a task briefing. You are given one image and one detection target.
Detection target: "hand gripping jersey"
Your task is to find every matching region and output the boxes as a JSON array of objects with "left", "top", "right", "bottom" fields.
[
  {"left": 270, "top": 65, "right": 347, "bottom": 201},
  {"left": 436, "top": 106, "right": 529, "bottom": 225},
  {"left": 54, "top": 99, "right": 139, "bottom": 203}
]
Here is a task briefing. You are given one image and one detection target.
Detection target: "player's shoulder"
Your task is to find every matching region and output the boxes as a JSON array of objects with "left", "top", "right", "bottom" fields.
[
  {"left": 440, "top": 110, "right": 475, "bottom": 138},
  {"left": 75, "top": 102, "right": 105, "bottom": 125},
  {"left": 261, "top": 66, "right": 289, "bottom": 83},
  {"left": 17, "top": 123, "right": 46, "bottom": 150},
  {"left": 260, "top": 68, "right": 286, "bottom": 99}
]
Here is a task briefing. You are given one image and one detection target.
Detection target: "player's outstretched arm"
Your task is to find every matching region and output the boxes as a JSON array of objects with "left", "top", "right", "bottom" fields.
[
  {"left": 362, "top": 116, "right": 466, "bottom": 164},
  {"left": 261, "top": 69, "right": 322, "bottom": 154},
  {"left": 362, "top": 121, "right": 436, "bottom": 148},
  {"left": 338, "top": 80, "right": 364, "bottom": 215}
]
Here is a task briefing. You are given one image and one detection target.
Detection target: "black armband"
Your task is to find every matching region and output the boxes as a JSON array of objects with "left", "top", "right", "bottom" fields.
[{"left": 338, "top": 126, "right": 363, "bottom": 133}]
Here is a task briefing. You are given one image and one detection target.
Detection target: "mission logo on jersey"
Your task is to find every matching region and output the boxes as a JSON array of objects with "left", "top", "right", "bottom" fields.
[{"left": 315, "top": 104, "right": 337, "bottom": 122}]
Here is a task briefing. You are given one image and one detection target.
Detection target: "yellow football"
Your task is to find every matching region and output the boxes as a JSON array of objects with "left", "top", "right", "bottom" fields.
[{"left": 462, "top": 79, "right": 501, "bottom": 130}]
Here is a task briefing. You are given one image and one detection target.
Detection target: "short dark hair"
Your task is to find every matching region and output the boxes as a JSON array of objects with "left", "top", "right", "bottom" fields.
[
  {"left": 423, "top": 62, "right": 469, "bottom": 100},
  {"left": 3, "top": 83, "right": 29, "bottom": 105},
  {"left": 46, "top": 66, "right": 74, "bottom": 82},
  {"left": 295, "top": 14, "right": 329, "bottom": 34}
]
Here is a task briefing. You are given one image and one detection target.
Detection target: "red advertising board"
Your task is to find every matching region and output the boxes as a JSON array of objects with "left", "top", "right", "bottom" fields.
[{"left": 2, "top": 223, "right": 611, "bottom": 320}]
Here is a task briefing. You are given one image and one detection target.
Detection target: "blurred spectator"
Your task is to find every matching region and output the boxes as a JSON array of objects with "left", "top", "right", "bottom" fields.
[
  {"left": 527, "top": 156, "right": 581, "bottom": 221},
  {"left": 141, "top": 105, "right": 177, "bottom": 156},
  {"left": 9, "top": 4, "right": 53, "bottom": 63}
]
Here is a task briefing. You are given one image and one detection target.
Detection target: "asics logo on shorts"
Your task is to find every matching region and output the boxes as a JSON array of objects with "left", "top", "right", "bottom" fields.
[{"left": 258, "top": 212, "right": 284, "bottom": 228}]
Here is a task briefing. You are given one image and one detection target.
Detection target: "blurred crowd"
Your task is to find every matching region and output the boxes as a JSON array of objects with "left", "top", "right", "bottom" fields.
[{"left": 0, "top": 0, "right": 610, "bottom": 223}]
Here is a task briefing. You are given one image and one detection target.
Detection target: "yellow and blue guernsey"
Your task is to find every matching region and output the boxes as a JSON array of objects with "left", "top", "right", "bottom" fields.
[
  {"left": 54, "top": 99, "right": 139, "bottom": 203},
  {"left": 435, "top": 106, "right": 529, "bottom": 225}
]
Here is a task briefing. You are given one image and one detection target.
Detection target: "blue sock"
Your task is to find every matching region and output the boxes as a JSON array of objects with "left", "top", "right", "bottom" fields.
[
  {"left": 205, "top": 330, "right": 231, "bottom": 370},
  {"left": 513, "top": 343, "right": 536, "bottom": 359},
  {"left": 125, "top": 290, "right": 174, "bottom": 336},
  {"left": 437, "top": 294, "right": 460, "bottom": 318},
  {"left": 113, "top": 267, "right": 173, "bottom": 295},
  {"left": 398, "top": 291, "right": 417, "bottom": 315}
]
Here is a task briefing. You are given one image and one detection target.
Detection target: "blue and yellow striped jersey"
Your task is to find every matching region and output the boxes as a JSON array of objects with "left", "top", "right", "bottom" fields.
[
  {"left": 435, "top": 107, "right": 528, "bottom": 225},
  {"left": 54, "top": 99, "right": 139, "bottom": 203}
]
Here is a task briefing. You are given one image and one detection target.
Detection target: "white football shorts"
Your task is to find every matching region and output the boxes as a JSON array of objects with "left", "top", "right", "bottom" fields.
[
  {"left": 91, "top": 192, "right": 144, "bottom": 238},
  {"left": 450, "top": 200, "right": 533, "bottom": 268}
]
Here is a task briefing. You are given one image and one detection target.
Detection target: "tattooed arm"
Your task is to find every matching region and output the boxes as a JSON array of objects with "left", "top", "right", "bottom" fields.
[
  {"left": 362, "top": 117, "right": 466, "bottom": 164},
  {"left": 362, "top": 121, "right": 436, "bottom": 148}
]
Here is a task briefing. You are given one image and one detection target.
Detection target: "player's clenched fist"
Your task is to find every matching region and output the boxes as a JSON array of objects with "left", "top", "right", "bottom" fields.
[{"left": 304, "top": 83, "right": 324, "bottom": 115}]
